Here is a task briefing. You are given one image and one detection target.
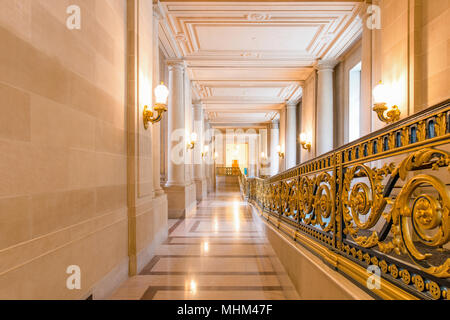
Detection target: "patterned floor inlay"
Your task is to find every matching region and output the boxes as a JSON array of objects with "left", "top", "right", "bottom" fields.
[{"left": 110, "top": 188, "right": 299, "bottom": 300}]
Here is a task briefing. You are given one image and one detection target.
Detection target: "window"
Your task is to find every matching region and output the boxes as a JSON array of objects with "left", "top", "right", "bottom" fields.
[{"left": 348, "top": 62, "right": 362, "bottom": 142}]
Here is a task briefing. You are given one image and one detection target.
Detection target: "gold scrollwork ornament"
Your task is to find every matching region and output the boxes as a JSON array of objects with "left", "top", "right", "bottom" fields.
[{"left": 387, "top": 148, "right": 450, "bottom": 278}]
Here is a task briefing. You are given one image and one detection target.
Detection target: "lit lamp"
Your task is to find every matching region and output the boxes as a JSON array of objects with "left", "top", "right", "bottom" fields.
[
  {"left": 260, "top": 152, "right": 266, "bottom": 160},
  {"left": 143, "top": 82, "right": 169, "bottom": 129},
  {"left": 276, "top": 145, "right": 285, "bottom": 159},
  {"left": 202, "top": 145, "right": 209, "bottom": 159},
  {"left": 187, "top": 132, "right": 197, "bottom": 150},
  {"left": 299, "top": 133, "right": 311, "bottom": 151},
  {"left": 213, "top": 152, "right": 219, "bottom": 161},
  {"left": 372, "top": 81, "right": 400, "bottom": 124}
]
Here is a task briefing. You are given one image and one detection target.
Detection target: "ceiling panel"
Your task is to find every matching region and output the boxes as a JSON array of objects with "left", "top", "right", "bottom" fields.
[
  {"left": 158, "top": 1, "right": 363, "bottom": 126},
  {"left": 195, "top": 25, "right": 320, "bottom": 52},
  {"left": 210, "top": 87, "right": 282, "bottom": 98}
]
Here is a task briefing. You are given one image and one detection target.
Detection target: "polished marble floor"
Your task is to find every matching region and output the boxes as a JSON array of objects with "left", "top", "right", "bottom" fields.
[{"left": 110, "top": 184, "right": 299, "bottom": 300}]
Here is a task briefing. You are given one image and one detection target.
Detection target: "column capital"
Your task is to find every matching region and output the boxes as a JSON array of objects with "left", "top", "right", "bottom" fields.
[
  {"left": 153, "top": 4, "right": 162, "bottom": 20},
  {"left": 270, "top": 119, "right": 280, "bottom": 129},
  {"left": 193, "top": 100, "right": 203, "bottom": 108},
  {"left": 167, "top": 60, "right": 186, "bottom": 71},
  {"left": 285, "top": 101, "right": 298, "bottom": 109},
  {"left": 355, "top": 1, "right": 371, "bottom": 20},
  {"left": 315, "top": 59, "right": 339, "bottom": 72}
]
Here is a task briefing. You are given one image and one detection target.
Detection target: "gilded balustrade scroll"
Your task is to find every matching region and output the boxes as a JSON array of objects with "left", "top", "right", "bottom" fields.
[
  {"left": 340, "top": 148, "right": 450, "bottom": 278},
  {"left": 246, "top": 102, "right": 450, "bottom": 299},
  {"left": 342, "top": 163, "right": 395, "bottom": 248}
]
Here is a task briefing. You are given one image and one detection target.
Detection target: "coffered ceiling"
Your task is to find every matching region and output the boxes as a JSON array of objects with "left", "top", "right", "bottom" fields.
[{"left": 158, "top": 0, "right": 363, "bottom": 127}]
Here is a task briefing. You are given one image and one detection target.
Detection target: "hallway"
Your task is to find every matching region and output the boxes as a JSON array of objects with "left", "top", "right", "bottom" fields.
[{"left": 110, "top": 184, "right": 299, "bottom": 300}]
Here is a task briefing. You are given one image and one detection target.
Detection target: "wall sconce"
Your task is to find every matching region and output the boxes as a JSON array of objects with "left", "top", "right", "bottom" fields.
[
  {"left": 187, "top": 132, "right": 197, "bottom": 150},
  {"left": 202, "top": 145, "right": 209, "bottom": 159},
  {"left": 299, "top": 133, "right": 311, "bottom": 151},
  {"left": 276, "top": 145, "right": 285, "bottom": 159},
  {"left": 372, "top": 81, "right": 401, "bottom": 124},
  {"left": 260, "top": 152, "right": 266, "bottom": 160},
  {"left": 143, "top": 82, "right": 169, "bottom": 129},
  {"left": 213, "top": 152, "right": 219, "bottom": 161}
]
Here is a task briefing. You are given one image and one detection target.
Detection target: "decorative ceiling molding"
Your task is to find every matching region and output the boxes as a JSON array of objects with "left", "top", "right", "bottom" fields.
[
  {"left": 159, "top": 1, "right": 363, "bottom": 61},
  {"left": 247, "top": 13, "right": 272, "bottom": 22},
  {"left": 158, "top": 1, "right": 363, "bottom": 125}
]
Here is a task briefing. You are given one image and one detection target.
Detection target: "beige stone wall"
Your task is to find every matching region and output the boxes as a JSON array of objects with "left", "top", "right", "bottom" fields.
[
  {"left": 0, "top": 0, "right": 168, "bottom": 299},
  {"left": 414, "top": 0, "right": 450, "bottom": 111},
  {"left": 126, "top": 0, "right": 168, "bottom": 275},
  {"left": 379, "top": 0, "right": 410, "bottom": 122},
  {"left": 335, "top": 41, "right": 362, "bottom": 147},
  {"left": 279, "top": 107, "right": 286, "bottom": 172},
  {"left": 373, "top": 0, "right": 449, "bottom": 128},
  {"left": 0, "top": 0, "right": 128, "bottom": 299},
  {"left": 300, "top": 71, "right": 316, "bottom": 162}
]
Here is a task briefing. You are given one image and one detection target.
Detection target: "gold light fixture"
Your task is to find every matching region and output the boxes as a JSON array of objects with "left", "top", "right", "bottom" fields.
[
  {"left": 276, "top": 145, "right": 285, "bottom": 159},
  {"left": 372, "top": 81, "right": 401, "bottom": 124},
  {"left": 143, "top": 82, "right": 169, "bottom": 129},
  {"left": 299, "top": 133, "right": 311, "bottom": 151},
  {"left": 202, "top": 145, "right": 209, "bottom": 159},
  {"left": 187, "top": 132, "right": 197, "bottom": 150}
]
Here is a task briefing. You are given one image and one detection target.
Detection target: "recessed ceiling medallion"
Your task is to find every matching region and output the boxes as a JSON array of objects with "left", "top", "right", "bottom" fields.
[
  {"left": 241, "top": 52, "right": 262, "bottom": 58},
  {"left": 247, "top": 13, "right": 271, "bottom": 22}
]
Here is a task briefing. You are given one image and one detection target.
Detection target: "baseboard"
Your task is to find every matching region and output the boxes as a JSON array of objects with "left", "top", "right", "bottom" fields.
[
  {"left": 136, "top": 226, "right": 168, "bottom": 274},
  {"left": 91, "top": 257, "right": 130, "bottom": 300}
]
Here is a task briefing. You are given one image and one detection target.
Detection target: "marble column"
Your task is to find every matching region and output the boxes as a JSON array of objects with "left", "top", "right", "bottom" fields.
[
  {"left": 256, "top": 132, "right": 261, "bottom": 177},
  {"left": 270, "top": 120, "right": 280, "bottom": 176},
  {"left": 285, "top": 101, "right": 297, "bottom": 169},
  {"left": 164, "top": 61, "right": 196, "bottom": 218},
  {"left": 259, "top": 128, "right": 269, "bottom": 177},
  {"left": 165, "top": 61, "right": 185, "bottom": 187},
  {"left": 360, "top": 2, "right": 373, "bottom": 137},
  {"left": 254, "top": 134, "right": 259, "bottom": 176},
  {"left": 205, "top": 121, "right": 214, "bottom": 194},
  {"left": 193, "top": 101, "right": 207, "bottom": 202},
  {"left": 152, "top": 7, "right": 164, "bottom": 196},
  {"left": 316, "top": 60, "right": 338, "bottom": 156}
]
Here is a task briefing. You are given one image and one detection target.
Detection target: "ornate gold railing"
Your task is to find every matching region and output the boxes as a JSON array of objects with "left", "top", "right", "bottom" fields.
[
  {"left": 216, "top": 166, "right": 242, "bottom": 176},
  {"left": 244, "top": 99, "right": 450, "bottom": 300}
]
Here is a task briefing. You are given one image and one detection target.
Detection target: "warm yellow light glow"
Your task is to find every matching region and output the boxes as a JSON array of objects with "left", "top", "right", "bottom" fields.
[
  {"left": 226, "top": 144, "right": 248, "bottom": 172},
  {"left": 204, "top": 145, "right": 209, "bottom": 152},
  {"left": 214, "top": 152, "right": 219, "bottom": 160},
  {"left": 276, "top": 145, "right": 281, "bottom": 153},
  {"left": 233, "top": 201, "right": 240, "bottom": 232},
  {"left": 299, "top": 132, "right": 312, "bottom": 151},
  {"left": 154, "top": 82, "right": 169, "bottom": 105},
  {"left": 189, "top": 280, "right": 197, "bottom": 294},
  {"left": 261, "top": 152, "right": 265, "bottom": 158},
  {"left": 202, "top": 241, "right": 209, "bottom": 253},
  {"left": 372, "top": 81, "right": 401, "bottom": 123},
  {"left": 214, "top": 217, "right": 219, "bottom": 233},
  {"left": 190, "top": 132, "right": 198, "bottom": 143},
  {"left": 373, "top": 81, "right": 389, "bottom": 105},
  {"left": 300, "top": 133, "right": 307, "bottom": 143},
  {"left": 142, "top": 79, "right": 169, "bottom": 129}
]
